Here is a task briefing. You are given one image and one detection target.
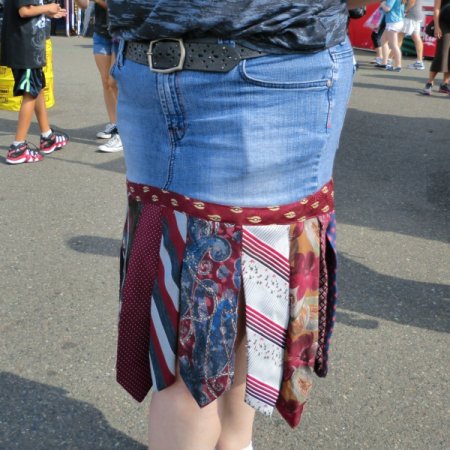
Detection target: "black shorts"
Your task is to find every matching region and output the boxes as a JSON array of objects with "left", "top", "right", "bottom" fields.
[{"left": 12, "top": 68, "right": 46, "bottom": 98}]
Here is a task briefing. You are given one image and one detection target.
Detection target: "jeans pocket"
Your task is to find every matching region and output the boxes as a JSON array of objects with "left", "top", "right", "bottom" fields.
[{"left": 239, "top": 52, "right": 333, "bottom": 90}]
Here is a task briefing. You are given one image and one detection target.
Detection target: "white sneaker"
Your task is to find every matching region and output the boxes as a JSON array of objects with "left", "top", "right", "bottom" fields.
[
  {"left": 96, "top": 123, "right": 117, "bottom": 139},
  {"left": 407, "top": 61, "right": 425, "bottom": 70},
  {"left": 98, "top": 134, "right": 123, "bottom": 153}
]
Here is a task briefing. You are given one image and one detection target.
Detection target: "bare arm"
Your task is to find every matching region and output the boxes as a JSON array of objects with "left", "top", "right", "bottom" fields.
[
  {"left": 379, "top": 1, "right": 391, "bottom": 12},
  {"left": 19, "top": 3, "right": 67, "bottom": 18},
  {"left": 75, "top": 0, "right": 89, "bottom": 9},
  {"left": 78, "top": 0, "right": 107, "bottom": 9},
  {"left": 405, "top": 0, "right": 416, "bottom": 13},
  {"left": 94, "top": 0, "right": 107, "bottom": 9},
  {"left": 434, "top": 0, "right": 443, "bottom": 38}
]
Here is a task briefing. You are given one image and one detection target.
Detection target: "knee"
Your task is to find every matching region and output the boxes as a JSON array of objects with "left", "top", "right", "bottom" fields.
[
  {"left": 107, "top": 75, "right": 117, "bottom": 92},
  {"left": 153, "top": 379, "right": 218, "bottom": 422}
]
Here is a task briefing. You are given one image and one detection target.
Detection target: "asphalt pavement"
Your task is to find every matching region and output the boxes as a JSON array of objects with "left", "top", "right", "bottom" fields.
[{"left": 0, "top": 36, "right": 449, "bottom": 450}]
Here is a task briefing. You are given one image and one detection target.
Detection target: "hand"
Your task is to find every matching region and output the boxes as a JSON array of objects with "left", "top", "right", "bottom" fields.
[
  {"left": 435, "top": 24, "right": 442, "bottom": 39},
  {"left": 52, "top": 8, "right": 67, "bottom": 18},
  {"left": 46, "top": 3, "right": 67, "bottom": 18}
]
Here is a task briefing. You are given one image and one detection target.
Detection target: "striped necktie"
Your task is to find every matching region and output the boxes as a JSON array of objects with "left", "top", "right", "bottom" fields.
[
  {"left": 149, "top": 209, "right": 187, "bottom": 390},
  {"left": 242, "top": 225, "right": 291, "bottom": 415}
]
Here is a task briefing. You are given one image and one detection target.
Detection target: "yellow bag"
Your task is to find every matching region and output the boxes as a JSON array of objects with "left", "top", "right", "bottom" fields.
[{"left": 0, "top": 39, "right": 55, "bottom": 111}]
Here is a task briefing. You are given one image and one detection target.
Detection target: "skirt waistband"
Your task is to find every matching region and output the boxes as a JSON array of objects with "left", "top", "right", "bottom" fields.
[{"left": 127, "top": 179, "right": 334, "bottom": 225}]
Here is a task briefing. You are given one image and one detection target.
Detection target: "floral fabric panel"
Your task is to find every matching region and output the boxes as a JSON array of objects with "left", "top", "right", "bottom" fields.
[{"left": 276, "top": 218, "right": 321, "bottom": 428}]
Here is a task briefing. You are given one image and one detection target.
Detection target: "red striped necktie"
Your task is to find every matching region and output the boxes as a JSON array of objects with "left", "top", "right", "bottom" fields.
[
  {"left": 242, "top": 225, "right": 291, "bottom": 415},
  {"left": 149, "top": 209, "right": 187, "bottom": 390}
]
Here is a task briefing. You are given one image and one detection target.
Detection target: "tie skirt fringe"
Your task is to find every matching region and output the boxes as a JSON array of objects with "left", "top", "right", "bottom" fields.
[{"left": 116, "top": 179, "right": 338, "bottom": 429}]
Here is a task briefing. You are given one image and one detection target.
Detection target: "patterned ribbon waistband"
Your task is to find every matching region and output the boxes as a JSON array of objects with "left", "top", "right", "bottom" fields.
[{"left": 127, "top": 179, "right": 335, "bottom": 225}]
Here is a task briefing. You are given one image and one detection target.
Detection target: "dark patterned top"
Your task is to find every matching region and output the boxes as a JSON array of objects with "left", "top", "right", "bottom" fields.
[
  {"left": 108, "top": 0, "right": 348, "bottom": 53},
  {"left": 94, "top": 3, "right": 109, "bottom": 38},
  {"left": 0, "top": 0, "right": 46, "bottom": 69}
]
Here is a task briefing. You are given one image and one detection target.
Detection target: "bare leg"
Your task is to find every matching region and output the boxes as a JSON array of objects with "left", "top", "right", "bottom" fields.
[
  {"left": 34, "top": 90, "right": 51, "bottom": 133},
  {"left": 398, "top": 32, "right": 405, "bottom": 50},
  {"left": 15, "top": 93, "right": 36, "bottom": 141},
  {"left": 148, "top": 376, "right": 222, "bottom": 450},
  {"left": 443, "top": 71, "right": 450, "bottom": 84},
  {"left": 411, "top": 32, "right": 424, "bottom": 61},
  {"left": 426, "top": 71, "right": 438, "bottom": 84},
  {"left": 216, "top": 293, "right": 255, "bottom": 450},
  {"left": 385, "top": 30, "right": 402, "bottom": 67},
  {"left": 94, "top": 53, "right": 118, "bottom": 124},
  {"left": 381, "top": 30, "right": 390, "bottom": 65}
]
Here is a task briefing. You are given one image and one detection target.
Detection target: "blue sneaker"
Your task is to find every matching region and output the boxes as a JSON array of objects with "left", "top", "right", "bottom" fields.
[{"left": 386, "top": 65, "right": 402, "bottom": 72}]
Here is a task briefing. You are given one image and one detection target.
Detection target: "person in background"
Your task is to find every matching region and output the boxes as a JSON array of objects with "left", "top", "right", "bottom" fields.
[
  {"left": 398, "top": 0, "right": 426, "bottom": 70},
  {"left": 420, "top": 0, "right": 450, "bottom": 94},
  {"left": 0, "top": 0, "right": 69, "bottom": 164},
  {"left": 371, "top": 11, "right": 388, "bottom": 64},
  {"left": 76, "top": 0, "right": 122, "bottom": 152},
  {"left": 377, "top": 0, "right": 407, "bottom": 71},
  {"left": 348, "top": 6, "right": 367, "bottom": 68}
]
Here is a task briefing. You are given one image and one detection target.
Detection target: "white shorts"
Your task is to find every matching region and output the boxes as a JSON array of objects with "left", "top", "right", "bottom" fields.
[
  {"left": 401, "top": 18, "right": 421, "bottom": 35},
  {"left": 385, "top": 21, "right": 405, "bottom": 32}
]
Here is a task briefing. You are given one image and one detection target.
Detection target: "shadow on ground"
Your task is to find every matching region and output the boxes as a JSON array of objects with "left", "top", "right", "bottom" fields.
[{"left": 0, "top": 372, "right": 146, "bottom": 450}]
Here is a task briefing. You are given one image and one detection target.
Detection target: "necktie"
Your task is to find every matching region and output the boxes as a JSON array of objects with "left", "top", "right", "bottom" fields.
[
  {"left": 276, "top": 219, "right": 320, "bottom": 428},
  {"left": 116, "top": 202, "right": 162, "bottom": 402},
  {"left": 315, "top": 213, "right": 337, "bottom": 377},
  {"left": 149, "top": 209, "right": 187, "bottom": 390},
  {"left": 242, "top": 225, "right": 291, "bottom": 415},
  {"left": 178, "top": 216, "right": 242, "bottom": 407}
]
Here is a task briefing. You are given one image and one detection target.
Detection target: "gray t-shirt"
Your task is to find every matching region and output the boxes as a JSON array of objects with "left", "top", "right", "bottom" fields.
[
  {"left": 108, "top": 0, "right": 348, "bottom": 53},
  {"left": 406, "top": 0, "right": 424, "bottom": 22}
]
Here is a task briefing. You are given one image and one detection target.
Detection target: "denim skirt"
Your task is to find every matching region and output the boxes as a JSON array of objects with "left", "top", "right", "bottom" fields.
[
  {"left": 112, "top": 38, "right": 354, "bottom": 207},
  {"left": 114, "top": 38, "right": 355, "bottom": 428}
]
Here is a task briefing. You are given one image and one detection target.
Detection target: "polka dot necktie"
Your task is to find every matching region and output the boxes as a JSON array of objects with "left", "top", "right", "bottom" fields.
[{"left": 116, "top": 202, "right": 162, "bottom": 402}]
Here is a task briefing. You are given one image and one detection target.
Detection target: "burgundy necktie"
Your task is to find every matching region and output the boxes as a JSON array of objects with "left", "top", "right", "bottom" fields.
[{"left": 116, "top": 202, "right": 162, "bottom": 402}]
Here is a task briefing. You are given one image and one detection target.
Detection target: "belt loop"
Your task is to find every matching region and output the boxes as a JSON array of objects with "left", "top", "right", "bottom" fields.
[{"left": 116, "top": 38, "right": 125, "bottom": 68}]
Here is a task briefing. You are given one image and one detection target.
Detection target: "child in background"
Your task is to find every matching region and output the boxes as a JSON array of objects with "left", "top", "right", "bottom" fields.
[
  {"left": 371, "top": 12, "right": 388, "bottom": 65},
  {"left": 0, "top": 0, "right": 69, "bottom": 165},
  {"left": 377, "top": 0, "right": 407, "bottom": 71}
]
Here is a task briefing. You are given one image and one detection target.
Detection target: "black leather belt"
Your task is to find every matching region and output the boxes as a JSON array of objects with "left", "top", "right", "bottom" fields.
[{"left": 125, "top": 38, "right": 266, "bottom": 73}]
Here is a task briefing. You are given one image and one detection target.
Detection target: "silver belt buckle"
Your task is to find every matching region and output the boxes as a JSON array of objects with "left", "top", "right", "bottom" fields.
[{"left": 147, "top": 38, "right": 186, "bottom": 73}]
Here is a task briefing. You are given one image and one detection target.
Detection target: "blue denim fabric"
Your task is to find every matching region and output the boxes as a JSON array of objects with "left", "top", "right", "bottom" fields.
[
  {"left": 93, "top": 32, "right": 118, "bottom": 55},
  {"left": 112, "top": 38, "right": 354, "bottom": 207}
]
